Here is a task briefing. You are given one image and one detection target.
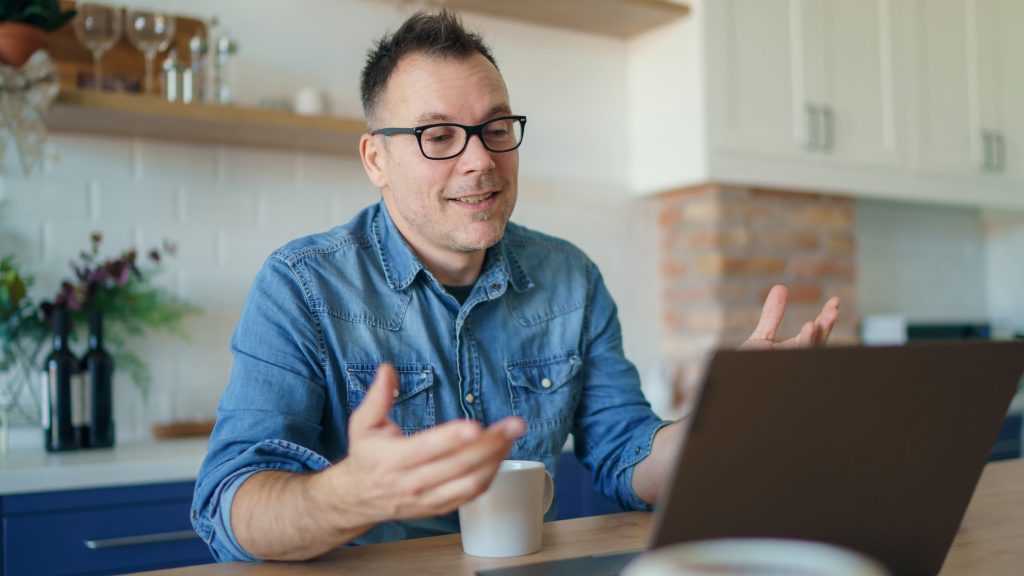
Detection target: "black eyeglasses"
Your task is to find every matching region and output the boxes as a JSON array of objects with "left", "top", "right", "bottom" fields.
[{"left": 371, "top": 115, "right": 527, "bottom": 160}]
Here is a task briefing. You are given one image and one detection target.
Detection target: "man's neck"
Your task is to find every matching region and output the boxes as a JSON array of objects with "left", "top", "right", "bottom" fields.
[{"left": 415, "top": 246, "right": 485, "bottom": 286}]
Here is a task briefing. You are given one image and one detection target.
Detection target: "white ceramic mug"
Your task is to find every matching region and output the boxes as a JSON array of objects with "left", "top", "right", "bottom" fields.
[{"left": 458, "top": 460, "right": 554, "bottom": 557}]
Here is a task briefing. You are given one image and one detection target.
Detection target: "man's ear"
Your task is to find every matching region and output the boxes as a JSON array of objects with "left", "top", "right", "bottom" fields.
[{"left": 360, "top": 133, "right": 388, "bottom": 189}]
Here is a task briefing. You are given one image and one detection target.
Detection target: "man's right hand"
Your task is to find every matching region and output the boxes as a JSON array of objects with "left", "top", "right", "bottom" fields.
[
  {"left": 230, "top": 364, "right": 525, "bottom": 560},
  {"left": 321, "top": 364, "right": 526, "bottom": 527}
]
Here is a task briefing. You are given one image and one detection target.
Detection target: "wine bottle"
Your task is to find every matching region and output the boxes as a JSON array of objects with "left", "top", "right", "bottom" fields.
[
  {"left": 41, "top": 305, "right": 79, "bottom": 452},
  {"left": 82, "top": 308, "right": 115, "bottom": 448}
]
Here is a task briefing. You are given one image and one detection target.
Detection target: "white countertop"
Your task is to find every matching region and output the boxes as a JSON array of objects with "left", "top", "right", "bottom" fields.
[
  {"left": 0, "top": 390, "right": 1019, "bottom": 497},
  {"left": 0, "top": 437, "right": 209, "bottom": 496}
]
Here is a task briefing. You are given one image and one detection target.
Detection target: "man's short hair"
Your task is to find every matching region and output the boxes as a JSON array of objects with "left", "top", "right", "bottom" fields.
[{"left": 360, "top": 8, "right": 500, "bottom": 129}]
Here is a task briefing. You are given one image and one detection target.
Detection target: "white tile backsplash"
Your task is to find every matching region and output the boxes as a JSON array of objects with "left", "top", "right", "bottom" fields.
[
  {"left": 0, "top": 0, "right": 660, "bottom": 443},
  {"left": 0, "top": 136, "right": 298, "bottom": 439},
  {"left": 1, "top": 138, "right": 663, "bottom": 442}
]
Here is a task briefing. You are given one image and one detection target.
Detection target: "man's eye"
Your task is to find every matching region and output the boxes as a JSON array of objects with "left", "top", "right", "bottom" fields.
[
  {"left": 427, "top": 134, "right": 453, "bottom": 144},
  {"left": 486, "top": 129, "right": 510, "bottom": 138}
]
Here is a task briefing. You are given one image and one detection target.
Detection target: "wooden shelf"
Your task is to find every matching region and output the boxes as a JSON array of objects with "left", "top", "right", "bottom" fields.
[
  {"left": 43, "top": 1, "right": 693, "bottom": 152},
  {"left": 442, "top": 0, "right": 690, "bottom": 38},
  {"left": 46, "top": 90, "right": 366, "bottom": 155}
]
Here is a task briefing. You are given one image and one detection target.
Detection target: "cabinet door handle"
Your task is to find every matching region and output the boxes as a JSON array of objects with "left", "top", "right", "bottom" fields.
[
  {"left": 821, "top": 106, "right": 834, "bottom": 152},
  {"left": 806, "top": 104, "right": 820, "bottom": 151},
  {"left": 83, "top": 529, "right": 200, "bottom": 549},
  {"left": 982, "top": 130, "right": 995, "bottom": 171},
  {"left": 994, "top": 131, "right": 1006, "bottom": 172}
]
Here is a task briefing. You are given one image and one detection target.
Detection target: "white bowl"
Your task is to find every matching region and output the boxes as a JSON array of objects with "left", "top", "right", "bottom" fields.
[{"left": 621, "top": 538, "right": 890, "bottom": 576}]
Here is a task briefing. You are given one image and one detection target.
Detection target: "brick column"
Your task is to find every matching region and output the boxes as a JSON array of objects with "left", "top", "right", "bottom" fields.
[{"left": 658, "top": 185, "right": 859, "bottom": 405}]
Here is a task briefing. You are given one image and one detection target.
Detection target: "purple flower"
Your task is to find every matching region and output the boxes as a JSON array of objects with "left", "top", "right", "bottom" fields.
[{"left": 41, "top": 233, "right": 180, "bottom": 315}]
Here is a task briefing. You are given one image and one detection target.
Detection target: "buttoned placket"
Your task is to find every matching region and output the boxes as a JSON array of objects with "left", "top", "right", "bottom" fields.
[{"left": 452, "top": 260, "right": 509, "bottom": 421}]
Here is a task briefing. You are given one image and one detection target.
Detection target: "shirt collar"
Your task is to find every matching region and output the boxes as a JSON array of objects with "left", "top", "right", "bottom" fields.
[
  {"left": 372, "top": 200, "right": 534, "bottom": 293},
  {"left": 496, "top": 231, "right": 534, "bottom": 293},
  {"left": 372, "top": 200, "right": 425, "bottom": 291}
]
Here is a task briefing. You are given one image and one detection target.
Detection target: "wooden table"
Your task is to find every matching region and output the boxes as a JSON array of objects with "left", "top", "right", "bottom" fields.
[{"left": 146, "top": 459, "right": 1024, "bottom": 576}]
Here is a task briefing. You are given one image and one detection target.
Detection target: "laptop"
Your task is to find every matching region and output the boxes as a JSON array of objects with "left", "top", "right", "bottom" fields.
[{"left": 479, "top": 341, "right": 1024, "bottom": 576}]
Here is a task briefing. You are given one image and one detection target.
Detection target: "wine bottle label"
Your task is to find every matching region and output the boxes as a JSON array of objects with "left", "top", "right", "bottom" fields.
[
  {"left": 40, "top": 370, "right": 51, "bottom": 430},
  {"left": 71, "top": 372, "right": 86, "bottom": 428},
  {"left": 83, "top": 372, "right": 94, "bottom": 426}
]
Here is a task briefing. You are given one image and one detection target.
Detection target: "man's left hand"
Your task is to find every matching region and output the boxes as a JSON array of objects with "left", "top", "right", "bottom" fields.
[{"left": 740, "top": 285, "right": 840, "bottom": 350}]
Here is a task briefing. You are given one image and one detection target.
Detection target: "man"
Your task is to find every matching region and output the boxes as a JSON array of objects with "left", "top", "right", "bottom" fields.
[{"left": 191, "top": 9, "right": 839, "bottom": 562}]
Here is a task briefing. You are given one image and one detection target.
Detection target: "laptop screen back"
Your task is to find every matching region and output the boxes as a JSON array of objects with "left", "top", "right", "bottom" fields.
[{"left": 649, "top": 342, "right": 1024, "bottom": 576}]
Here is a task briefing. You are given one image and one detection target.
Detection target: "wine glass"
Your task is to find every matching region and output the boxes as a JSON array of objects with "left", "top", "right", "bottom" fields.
[
  {"left": 125, "top": 10, "right": 176, "bottom": 95},
  {"left": 72, "top": 3, "right": 122, "bottom": 91}
]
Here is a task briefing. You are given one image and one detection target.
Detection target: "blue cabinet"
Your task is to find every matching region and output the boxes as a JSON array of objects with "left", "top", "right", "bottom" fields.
[
  {"left": 0, "top": 455, "right": 609, "bottom": 575},
  {"left": 0, "top": 481, "right": 212, "bottom": 576},
  {"left": 991, "top": 413, "right": 1022, "bottom": 461},
  {"left": 554, "top": 452, "right": 621, "bottom": 520}
]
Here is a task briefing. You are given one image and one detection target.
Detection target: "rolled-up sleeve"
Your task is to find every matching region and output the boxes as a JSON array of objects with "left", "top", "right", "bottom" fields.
[
  {"left": 191, "top": 255, "right": 332, "bottom": 562},
  {"left": 572, "top": 262, "right": 672, "bottom": 511}
]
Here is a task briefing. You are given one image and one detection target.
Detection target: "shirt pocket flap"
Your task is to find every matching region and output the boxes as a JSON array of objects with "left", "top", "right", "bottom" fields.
[
  {"left": 506, "top": 352, "right": 581, "bottom": 394},
  {"left": 345, "top": 363, "right": 434, "bottom": 404}
]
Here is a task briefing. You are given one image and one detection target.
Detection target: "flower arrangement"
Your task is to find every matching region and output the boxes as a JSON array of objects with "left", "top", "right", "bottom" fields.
[
  {"left": 1, "top": 233, "right": 199, "bottom": 424},
  {"left": 0, "top": 255, "right": 42, "bottom": 417}
]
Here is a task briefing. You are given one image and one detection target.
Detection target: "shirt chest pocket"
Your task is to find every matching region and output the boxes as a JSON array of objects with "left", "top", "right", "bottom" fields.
[
  {"left": 506, "top": 352, "right": 581, "bottom": 457},
  {"left": 345, "top": 363, "right": 436, "bottom": 434}
]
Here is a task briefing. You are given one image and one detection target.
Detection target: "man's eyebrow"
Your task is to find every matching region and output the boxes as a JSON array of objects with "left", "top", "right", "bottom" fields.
[
  {"left": 414, "top": 111, "right": 454, "bottom": 124},
  {"left": 485, "top": 104, "right": 513, "bottom": 118},
  {"left": 413, "top": 104, "right": 513, "bottom": 126}
]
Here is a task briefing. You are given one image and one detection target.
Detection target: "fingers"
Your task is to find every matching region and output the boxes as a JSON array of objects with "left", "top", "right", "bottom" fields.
[
  {"left": 417, "top": 466, "right": 502, "bottom": 514},
  {"left": 396, "top": 418, "right": 524, "bottom": 497},
  {"left": 777, "top": 321, "right": 815, "bottom": 349},
  {"left": 349, "top": 364, "right": 398, "bottom": 434},
  {"left": 385, "top": 418, "right": 487, "bottom": 468},
  {"left": 813, "top": 296, "right": 841, "bottom": 345},
  {"left": 412, "top": 420, "right": 524, "bottom": 512},
  {"left": 759, "top": 293, "right": 841, "bottom": 349},
  {"left": 750, "top": 285, "right": 788, "bottom": 342}
]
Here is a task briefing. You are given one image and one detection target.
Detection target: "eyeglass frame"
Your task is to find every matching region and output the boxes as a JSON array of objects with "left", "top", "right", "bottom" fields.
[{"left": 370, "top": 115, "right": 527, "bottom": 160}]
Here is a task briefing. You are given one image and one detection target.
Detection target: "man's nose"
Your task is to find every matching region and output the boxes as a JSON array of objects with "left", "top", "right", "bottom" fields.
[{"left": 458, "top": 133, "right": 497, "bottom": 172}]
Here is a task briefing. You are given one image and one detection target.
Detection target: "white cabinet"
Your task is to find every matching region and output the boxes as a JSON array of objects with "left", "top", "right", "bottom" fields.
[
  {"left": 904, "top": 0, "right": 980, "bottom": 178},
  {"left": 810, "top": 0, "right": 900, "bottom": 168},
  {"left": 906, "top": 0, "right": 1024, "bottom": 186},
  {"left": 706, "top": 0, "right": 900, "bottom": 168},
  {"left": 628, "top": 0, "right": 1024, "bottom": 209},
  {"left": 707, "top": 0, "right": 804, "bottom": 159},
  {"left": 979, "top": 0, "right": 1024, "bottom": 184}
]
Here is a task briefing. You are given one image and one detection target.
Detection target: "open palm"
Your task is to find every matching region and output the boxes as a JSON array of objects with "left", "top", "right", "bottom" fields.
[{"left": 740, "top": 285, "right": 840, "bottom": 350}]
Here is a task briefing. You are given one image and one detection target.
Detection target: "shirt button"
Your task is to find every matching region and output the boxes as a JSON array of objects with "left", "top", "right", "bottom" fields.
[
  {"left": 465, "top": 393, "right": 475, "bottom": 404},
  {"left": 191, "top": 510, "right": 199, "bottom": 520},
  {"left": 541, "top": 378, "right": 553, "bottom": 389},
  {"left": 490, "top": 282, "right": 500, "bottom": 291},
  {"left": 635, "top": 447, "right": 642, "bottom": 455}
]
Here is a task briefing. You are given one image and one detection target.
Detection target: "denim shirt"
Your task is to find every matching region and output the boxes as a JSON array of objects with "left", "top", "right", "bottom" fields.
[{"left": 191, "top": 200, "right": 671, "bottom": 562}]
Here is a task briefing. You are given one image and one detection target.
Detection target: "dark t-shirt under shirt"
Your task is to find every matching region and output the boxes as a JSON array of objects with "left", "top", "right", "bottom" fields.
[{"left": 444, "top": 284, "right": 474, "bottom": 305}]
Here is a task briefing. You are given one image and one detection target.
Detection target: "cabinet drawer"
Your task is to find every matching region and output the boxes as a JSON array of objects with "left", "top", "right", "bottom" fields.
[{"left": 3, "top": 498, "right": 212, "bottom": 575}]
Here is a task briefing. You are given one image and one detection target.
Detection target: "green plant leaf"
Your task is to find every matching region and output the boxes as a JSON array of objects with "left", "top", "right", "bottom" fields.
[
  {"left": 3, "top": 239, "right": 200, "bottom": 403},
  {"left": 0, "top": 0, "right": 76, "bottom": 31}
]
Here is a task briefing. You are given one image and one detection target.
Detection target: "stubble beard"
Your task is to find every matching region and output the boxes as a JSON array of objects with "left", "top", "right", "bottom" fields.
[{"left": 438, "top": 173, "right": 514, "bottom": 253}]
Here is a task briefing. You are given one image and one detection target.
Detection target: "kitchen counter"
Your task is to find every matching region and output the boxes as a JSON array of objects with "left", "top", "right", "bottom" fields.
[
  {"left": 1, "top": 389, "right": 1019, "bottom": 497},
  {"left": 0, "top": 437, "right": 208, "bottom": 495}
]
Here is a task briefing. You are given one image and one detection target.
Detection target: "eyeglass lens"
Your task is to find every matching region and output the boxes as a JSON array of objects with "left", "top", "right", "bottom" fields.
[{"left": 420, "top": 118, "right": 523, "bottom": 159}]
